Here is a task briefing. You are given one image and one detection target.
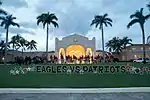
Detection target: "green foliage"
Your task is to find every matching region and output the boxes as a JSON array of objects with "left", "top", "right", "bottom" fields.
[
  {"left": 106, "top": 37, "right": 132, "bottom": 53},
  {"left": 0, "top": 14, "right": 20, "bottom": 29},
  {"left": 9, "top": 34, "right": 37, "bottom": 52},
  {"left": 127, "top": 8, "right": 150, "bottom": 29},
  {"left": 27, "top": 40, "right": 37, "bottom": 51},
  {"left": 0, "top": 40, "right": 10, "bottom": 51},
  {"left": 90, "top": 13, "right": 112, "bottom": 29},
  {"left": 37, "top": 12, "right": 59, "bottom": 28}
]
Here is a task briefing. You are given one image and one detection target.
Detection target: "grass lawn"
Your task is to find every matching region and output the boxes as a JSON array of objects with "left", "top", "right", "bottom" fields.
[{"left": 0, "top": 62, "right": 150, "bottom": 88}]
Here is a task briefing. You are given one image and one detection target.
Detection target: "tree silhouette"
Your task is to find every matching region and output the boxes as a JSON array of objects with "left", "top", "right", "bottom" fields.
[
  {"left": 106, "top": 37, "right": 123, "bottom": 53},
  {"left": 27, "top": 40, "right": 37, "bottom": 52},
  {"left": 37, "top": 12, "right": 58, "bottom": 61},
  {"left": 91, "top": 13, "right": 112, "bottom": 62},
  {"left": 127, "top": 8, "right": 150, "bottom": 63},
  {"left": 0, "top": 14, "right": 20, "bottom": 63}
]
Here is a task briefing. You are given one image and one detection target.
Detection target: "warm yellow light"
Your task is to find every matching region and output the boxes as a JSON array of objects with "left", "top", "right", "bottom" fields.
[
  {"left": 86, "top": 48, "right": 93, "bottom": 56},
  {"left": 66, "top": 45, "right": 85, "bottom": 58},
  {"left": 58, "top": 48, "right": 65, "bottom": 59}
]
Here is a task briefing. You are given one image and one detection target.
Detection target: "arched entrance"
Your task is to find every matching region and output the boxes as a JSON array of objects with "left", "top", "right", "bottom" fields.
[
  {"left": 66, "top": 45, "right": 85, "bottom": 58},
  {"left": 58, "top": 48, "right": 65, "bottom": 59},
  {"left": 86, "top": 48, "right": 93, "bottom": 56}
]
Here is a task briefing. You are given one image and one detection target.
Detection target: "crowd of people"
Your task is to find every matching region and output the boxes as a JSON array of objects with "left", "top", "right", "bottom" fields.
[
  {"left": 13, "top": 53, "right": 115, "bottom": 65},
  {"left": 51, "top": 53, "right": 115, "bottom": 64},
  {"left": 14, "top": 56, "right": 46, "bottom": 65}
]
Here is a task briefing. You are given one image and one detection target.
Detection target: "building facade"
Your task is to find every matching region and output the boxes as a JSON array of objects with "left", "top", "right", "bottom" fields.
[
  {"left": 55, "top": 34, "right": 96, "bottom": 59},
  {"left": 113, "top": 44, "right": 150, "bottom": 61},
  {"left": 1, "top": 34, "right": 150, "bottom": 62}
]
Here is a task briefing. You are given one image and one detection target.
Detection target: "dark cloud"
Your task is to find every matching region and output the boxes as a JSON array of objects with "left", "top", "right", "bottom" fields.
[
  {"left": 2, "top": 0, "right": 28, "bottom": 8},
  {"left": 35, "top": 0, "right": 99, "bottom": 36},
  {"left": 0, "top": 27, "right": 35, "bottom": 35}
]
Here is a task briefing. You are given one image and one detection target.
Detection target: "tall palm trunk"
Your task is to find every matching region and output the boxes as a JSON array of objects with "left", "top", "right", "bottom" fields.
[
  {"left": 141, "top": 25, "right": 146, "bottom": 63},
  {"left": 4, "top": 28, "right": 9, "bottom": 65},
  {"left": 46, "top": 23, "right": 49, "bottom": 62},
  {"left": 101, "top": 25, "right": 105, "bottom": 63}
]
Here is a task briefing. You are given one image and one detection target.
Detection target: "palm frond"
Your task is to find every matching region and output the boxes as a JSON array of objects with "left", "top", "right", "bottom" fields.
[
  {"left": 95, "top": 22, "right": 99, "bottom": 28},
  {"left": 37, "top": 19, "right": 43, "bottom": 25},
  {"left": 104, "top": 22, "right": 108, "bottom": 27},
  {"left": 140, "top": 8, "right": 144, "bottom": 14},
  {"left": 103, "top": 13, "right": 108, "bottom": 18},
  {"left": 106, "top": 21, "right": 112, "bottom": 27},
  {"left": 127, "top": 19, "right": 140, "bottom": 28},
  {"left": 12, "top": 22, "right": 20, "bottom": 28},
  {"left": 50, "top": 13, "right": 58, "bottom": 21},
  {"left": 145, "top": 14, "right": 150, "bottom": 20},
  {"left": 51, "top": 21, "right": 59, "bottom": 28},
  {"left": 0, "top": 9, "right": 7, "bottom": 15},
  {"left": 0, "top": 20, "right": 5, "bottom": 27},
  {"left": 0, "top": 16, "right": 5, "bottom": 20},
  {"left": 105, "top": 18, "right": 112, "bottom": 22},
  {"left": 90, "top": 19, "right": 96, "bottom": 26},
  {"left": 43, "top": 21, "right": 48, "bottom": 29}
]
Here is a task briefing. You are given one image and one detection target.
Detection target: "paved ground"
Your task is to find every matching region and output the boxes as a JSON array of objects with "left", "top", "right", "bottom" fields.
[{"left": 0, "top": 93, "right": 150, "bottom": 100}]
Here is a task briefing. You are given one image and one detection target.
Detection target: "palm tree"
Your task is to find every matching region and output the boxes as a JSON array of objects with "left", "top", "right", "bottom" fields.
[
  {"left": 0, "top": 14, "right": 20, "bottom": 63},
  {"left": 17, "top": 37, "right": 28, "bottom": 57},
  {"left": 91, "top": 13, "right": 112, "bottom": 62},
  {"left": 27, "top": 40, "right": 37, "bottom": 52},
  {"left": 37, "top": 12, "right": 59, "bottom": 62},
  {"left": 0, "top": 0, "right": 7, "bottom": 16},
  {"left": 9, "top": 34, "right": 22, "bottom": 60},
  {"left": 106, "top": 37, "right": 123, "bottom": 53},
  {"left": 127, "top": 8, "right": 150, "bottom": 63},
  {"left": 121, "top": 37, "right": 132, "bottom": 49},
  {"left": 120, "top": 37, "right": 132, "bottom": 61},
  {"left": 9, "top": 34, "right": 21, "bottom": 50}
]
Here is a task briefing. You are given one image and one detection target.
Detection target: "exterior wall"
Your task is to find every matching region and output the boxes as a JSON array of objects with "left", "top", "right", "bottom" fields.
[
  {"left": 55, "top": 34, "right": 96, "bottom": 57},
  {"left": 96, "top": 50, "right": 108, "bottom": 56},
  {"left": 113, "top": 44, "right": 150, "bottom": 61},
  {"left": 125, "top": 45, "right": 150, "bottom": 60},
  {"left": 0, "top": 51, "right": 55, "bottom": 62}
]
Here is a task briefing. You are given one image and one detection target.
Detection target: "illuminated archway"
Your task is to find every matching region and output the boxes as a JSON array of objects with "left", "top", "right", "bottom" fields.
[
  {"left": 58, "top": 48, "right": 65, "bottom": 59},
  {"left": 66, "top": 45, "right": 85, "bottom": 58},
  {"left": 86, "top": 48, "right": 93, "bottom": 56}
]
